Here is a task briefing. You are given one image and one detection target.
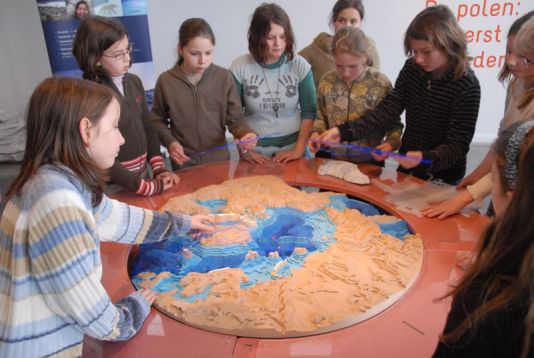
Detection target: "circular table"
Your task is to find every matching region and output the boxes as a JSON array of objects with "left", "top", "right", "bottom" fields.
[{"left": 83, "top": 159, "right": 488, "bottom": 357}]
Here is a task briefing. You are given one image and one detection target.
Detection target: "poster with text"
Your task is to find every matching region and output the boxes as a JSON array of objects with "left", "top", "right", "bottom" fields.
[{"left": 36, "top": 0, "right": 155, "bottom": 105}]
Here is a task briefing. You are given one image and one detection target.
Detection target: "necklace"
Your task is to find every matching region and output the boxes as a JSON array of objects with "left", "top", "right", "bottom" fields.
[{"left": 261, "top": 65, "right": 281, "bottom": 118}]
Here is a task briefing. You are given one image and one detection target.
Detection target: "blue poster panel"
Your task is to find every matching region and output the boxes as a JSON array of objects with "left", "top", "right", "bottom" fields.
[{"left": 36, "top": 0, "right": 155, "bottom": 103}]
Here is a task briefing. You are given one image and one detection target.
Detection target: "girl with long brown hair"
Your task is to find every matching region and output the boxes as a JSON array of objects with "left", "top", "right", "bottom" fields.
[
  {"left": 0, "top": 77, "right": 213, "bottom": 357},
  {"left": 230, "top": 3, "right": 317, "bottom": 164},
  {"left": 434, "top": 120, "right": 534, "bottom": 357}
]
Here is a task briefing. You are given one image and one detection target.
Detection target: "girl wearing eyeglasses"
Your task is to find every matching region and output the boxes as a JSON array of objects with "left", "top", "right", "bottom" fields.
[
  {"left": 319, "top": 5, "right": 481, "bottom": 185},
  {"left": 73, "top": 16, "right": 179, "bottom": 196}
]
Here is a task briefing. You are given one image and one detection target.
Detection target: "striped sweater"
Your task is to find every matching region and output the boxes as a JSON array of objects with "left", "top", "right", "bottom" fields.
[
  {"left": 0, "top": 164, "right": 191, "bottom": 357},
  {"left": 339, "top": 58, "right": 481, "bottom": 184}
]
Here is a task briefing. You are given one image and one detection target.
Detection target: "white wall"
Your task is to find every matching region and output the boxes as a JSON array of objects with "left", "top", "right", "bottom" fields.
[
  {"left": 1, "top": 0, "right": 531, "bottom": 142},
  {"left": 146, "top": 0, "right": 530, "bottom": 143}
]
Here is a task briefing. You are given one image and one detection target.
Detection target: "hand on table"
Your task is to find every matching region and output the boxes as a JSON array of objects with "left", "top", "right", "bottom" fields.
[
  {"left": 421, "top": 190, "right": 474, "bottom": 219},
  {"left": 156, "top": 171, "right": 180, "bottom": 191},
  {"left": 273, "top": 148, "right": 304, "bottom": 163},
  {"left": 240, "top": 150, "right": 272, "bottom": 164},
  {"left": 168, "top": 142, "right": 190, "bottom": 165}
]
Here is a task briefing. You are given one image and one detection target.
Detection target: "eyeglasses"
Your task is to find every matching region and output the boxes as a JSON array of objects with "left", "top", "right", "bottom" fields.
[{"left": 102, "top": 44, "right": 132, "bottom": 61}]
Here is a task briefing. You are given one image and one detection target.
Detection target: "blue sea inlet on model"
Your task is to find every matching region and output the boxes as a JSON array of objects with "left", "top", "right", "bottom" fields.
[{"left": 130, "top": 194, "right": 410, "bottom": 303}]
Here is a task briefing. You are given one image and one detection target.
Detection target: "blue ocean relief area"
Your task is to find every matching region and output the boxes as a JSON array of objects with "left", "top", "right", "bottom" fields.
[{"left": 130, "top": 194, "right": 410, "bottom": 303}]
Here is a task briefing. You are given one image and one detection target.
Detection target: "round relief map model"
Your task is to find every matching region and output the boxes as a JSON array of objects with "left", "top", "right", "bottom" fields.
[{"left": 130, "top": 175, "right": 423, "bottom": 338}]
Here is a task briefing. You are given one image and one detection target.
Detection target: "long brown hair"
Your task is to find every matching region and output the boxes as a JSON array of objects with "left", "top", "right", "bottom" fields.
[
  {"left": 514, "top": 18, "right": 534, "bottom": 110},
  {"left": 177, "top": 18, "right": 215, "bottom": 65},
  {"left": 404, "top": 5, "right": 468, "bottom": 80},
  {"left": 247, "top": 3, "right": 295, "bottom": 64},
  {"left": 6, "top": 77, "right": 116, "bottom": 206},
  {"left": 498, "top": 11, "right": 534, "bottom": 84},
  {"left": 72, "top": 16, "right": 130, "bottom": 83},
  {"left": 440, "top": 121, "right": 534, "bottom": 358}
]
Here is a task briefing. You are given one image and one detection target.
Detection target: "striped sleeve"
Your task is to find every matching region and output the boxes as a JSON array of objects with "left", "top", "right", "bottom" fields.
[
  {"left": 94, "top": 194, "right": 191, "bottom": 244},
  {"left": 0, "top": 167, "right": 193, "bottom": 356},
  {"left": 423, "top": 79, "right": 481, "bottom": 172},
  {"left": 149, "top": 155, "right": 168, "bottom": 177},
  {"left": 108, "top": 159, "right": 142, "bottom": 193},
  {"left": 26, "top": 190, "right": 150, "bottom": 342},
  {"left": 136, "top": 178, "right": 164, "bottom": 196}
]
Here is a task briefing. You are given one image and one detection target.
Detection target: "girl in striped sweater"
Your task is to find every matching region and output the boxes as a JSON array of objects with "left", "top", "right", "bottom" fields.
[
  {"left": 0, "top": 77, "right": 214, "bottom": 357},
  {"left": 317, "top": 5, "right": 481, "bottom": 185},
  {"left": 73, "top": 16, "right": 179, "bottom": 196}
]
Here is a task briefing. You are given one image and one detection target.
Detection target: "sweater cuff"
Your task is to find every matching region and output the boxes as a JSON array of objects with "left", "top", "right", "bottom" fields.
[
  {"left": 113, "top": 291, "right": 151, "bottom": 340},
  {"left": 127, "top": 291, "right": 151, "bottom": 317},
  {"left": 173, "top": 213, "right": 192, "bottom": 236},
  {"left": 150, "top": 155, "right": 168, "bottom": 177},
  {"left": 136, "top": 178, "right": 165, "bottom": 196},
  {"left": 338, "top": 122, "right": 354, "bottom": 142}
]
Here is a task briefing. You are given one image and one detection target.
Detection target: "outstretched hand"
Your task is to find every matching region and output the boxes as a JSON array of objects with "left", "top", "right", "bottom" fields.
[
  {"left": 156, "top": 171, "right": 180, "bottom": 191},
  {"left": 318, "top": 127, "right": 341, "bottom": 145},
  {"left": 190, "top": 215, "right": 215, "bottom": 232},
  {"left": 236, "top": 132, "right": 258, "bottom": 151},
  {"left": 371, "top": 142, "right": 393, "bottom": 162},
  {"left": 394, "top": 151, "right": 422, "bottom": 169}
]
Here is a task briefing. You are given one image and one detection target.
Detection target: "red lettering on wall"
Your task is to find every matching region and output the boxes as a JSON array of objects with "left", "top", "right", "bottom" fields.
[
  {"left": 457, "top": 0, "right": 516, "bottom": 21},
  {"left": 473, "top": 51, "right": 506, "bottom": 68},
  {"left": 465, "top": 24, "right": 502, "bottom": 43}
]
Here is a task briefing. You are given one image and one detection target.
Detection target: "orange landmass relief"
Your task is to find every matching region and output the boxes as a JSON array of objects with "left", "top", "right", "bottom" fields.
[{"left": 136, "top": 175, "right": 423, "bottom": 338}]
